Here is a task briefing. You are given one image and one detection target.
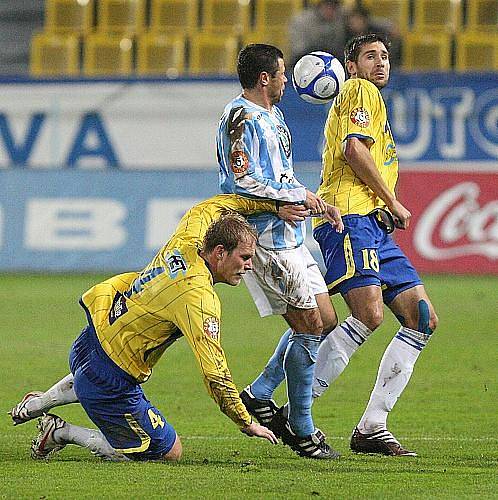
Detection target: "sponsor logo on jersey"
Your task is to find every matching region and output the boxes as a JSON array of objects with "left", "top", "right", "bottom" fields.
[
  {"left": 230, "top": 150, "right": 249, "bottom": 174},
  {"left": 384, "top": 143, "right": 398, "bottom": 166},
  {"left": 109, "top": 292, "right": 128, "bottom": 325},
  {"left": 277, "top": 125, "right": 292, "bottom": 158},
  {"left": 203, "top": 317, "right": 220, "bottom": 340},
  {"left": 350, "top": 108, "right": 370, "bottom": 128}
]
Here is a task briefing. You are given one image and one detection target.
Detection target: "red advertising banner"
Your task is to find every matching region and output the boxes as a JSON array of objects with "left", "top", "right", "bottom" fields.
[{"left": 395, "top": 171, "right": 498, "bottom": 274}]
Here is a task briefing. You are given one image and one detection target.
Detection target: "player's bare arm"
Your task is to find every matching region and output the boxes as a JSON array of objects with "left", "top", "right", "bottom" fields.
[
  {"left": 304, "top": 189, "right": 328, "bottom": 214},
  {"left": 344, "top": 137, "right": 411, "bottom": 229}
]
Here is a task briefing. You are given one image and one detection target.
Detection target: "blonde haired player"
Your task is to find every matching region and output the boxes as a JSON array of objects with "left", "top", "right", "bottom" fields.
[
  {"left": 312, "top": 34, "right": 438, "bottom": 456},
  {"left": 10, "top": 195, "right": 284, "bottom": 461}
]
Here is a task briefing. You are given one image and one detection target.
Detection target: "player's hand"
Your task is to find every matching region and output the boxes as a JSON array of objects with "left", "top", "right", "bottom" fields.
[
  {"left": 304, "top": 190, "right": 327, "bottom": 215},
  {"left": 277, "top": 202, "right": 308, "bottom": 226},
  {"left": 241, "top": 422, "right": 278, "bottom": 444},
  {"left": 388, "top": 199, "right": 411, "bottom": 230},
  {"left": 323, "top": 204, "right": 344, "bottom": 233}
]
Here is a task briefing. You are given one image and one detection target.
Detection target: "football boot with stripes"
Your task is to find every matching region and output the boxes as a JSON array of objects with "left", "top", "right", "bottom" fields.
[
  {"left": 350, "top": 427, "right": 417, "bottom": 456},
  {"left": 9, "top": 391, "right": 44, "bottom": 425},
  {"left": 269, "top": 407, "right": 340, "bottom": 459},
  {"left": 31, "top": 414, "right": 67, "bottom": 459},
  {"left": 239, "top": 386, "right": 279, "bottom": 426}
]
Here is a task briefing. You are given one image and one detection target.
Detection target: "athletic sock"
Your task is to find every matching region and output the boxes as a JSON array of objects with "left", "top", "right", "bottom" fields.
[
  {"left": 357, "top": 326, "right": 431, "bottom": 434},
  {"left": 313, "top": 316, "right": 372, "bottom": 398},
  {"left": 284, "top": 332, "right": 321, "bottom": 437},
  {"left": 55, "top": 422, "right": 129, "bottom": 462},
  {"left": 26, "top": 373, "right": 77, "bottom": 415},
  {"left": 250, "top": 328, "right": 291, "bottom": 400}
]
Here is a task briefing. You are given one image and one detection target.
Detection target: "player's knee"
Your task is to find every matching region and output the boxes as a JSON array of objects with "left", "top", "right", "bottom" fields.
[
  {"left": 162, "top": 435, "right": 182, "bottom": 462},
  {"left": 354, "top": 307, "right": 383, "bottom": 331},
  {"left": 321, "top": 316, "right": 338, "bottom": 334},
  {"left": 301, "top": 309, "right": 323, "bottom": 334}
]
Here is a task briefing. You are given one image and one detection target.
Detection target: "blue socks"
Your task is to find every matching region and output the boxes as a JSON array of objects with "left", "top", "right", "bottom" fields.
[
  {"left": 250, "top": 329, "right": 291, "bottom": 400},
  {"left": 284, "top": 333, "right": 321, "bottom": 437}
]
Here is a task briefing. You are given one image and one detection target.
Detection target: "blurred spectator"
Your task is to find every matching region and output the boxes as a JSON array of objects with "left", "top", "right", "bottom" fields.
[
  {"left": 345, "top": 6, "right": 402, "bottom": 67},
  {"left": 0, "top": 0, "right": 44, "bottom": 75},
  {"left": 288, "top": 0, "right": 347, "bottom": 67}
]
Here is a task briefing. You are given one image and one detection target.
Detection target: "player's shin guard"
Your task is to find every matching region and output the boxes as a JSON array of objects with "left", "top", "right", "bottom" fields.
[
  {"left": 313, "top": 316, "right": 371, "bottom": 398},
  {"left": 55, "top": 422, "right": 129, "bottom": 462},
  {"left": 357, "top": 326, "right": 432, "bottom": 433},
  {"left": 26, "top": 374, "right": 78, "bottom": 415},
  {"left": 250, "top": 328, "right": 291, "bottom": 400},
  {"left": 284, "top": 333, "right": 321, "bottom": 437}
]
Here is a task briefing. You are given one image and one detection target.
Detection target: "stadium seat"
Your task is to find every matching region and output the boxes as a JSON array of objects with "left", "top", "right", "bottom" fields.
[
  {"left": 243, "top": 29, "right": 290, "bottom": 60},
  {"left": 456, "top": 32, "right": 498, "bottom": 71},
  {"left": 402, "top": 32, "right": 452, "bottom": 71},
  {"left": 201, "top": 0, "right": 251, "bottom": 35},
  {"left": 30, "top": 32, "right": 80, "bottom": 76},
  {"left": 361, "top": 0, "right": 410, "bottom": 32},
  {"left": 137, "top": 33, "right": 186, "bottom": 76},
  {"left": 253, "top": 0, "right": 304, "bottom": 33},
  {"left": 188, "top": 33, "right": 238, "bottom": 75},
  {"left": 412, "top": 0, "right": 463, "bottom": 32},
  {"left": 466, "top": 0, "right": 498, "bottom": 32},
  {"left": 96, "top": 0, "right": 145, "bottom": 34},
  {"left": 45, "top": 0, "right": 94, "bottom": 34},
  {"left": 83, "top": 33, "right": 134, "bottom": 76},
  {"left": 149, "top": 0, "right": 199, "bottom": 34}
]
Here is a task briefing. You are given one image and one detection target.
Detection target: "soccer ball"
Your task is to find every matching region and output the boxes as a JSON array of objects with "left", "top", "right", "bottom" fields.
[{"left": 292, "top": 51, "right": 345, "bottom": 104}]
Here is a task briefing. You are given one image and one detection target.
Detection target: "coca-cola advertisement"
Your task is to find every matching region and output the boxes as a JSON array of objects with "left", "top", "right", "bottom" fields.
[{"left": 396, "top": 171, "right": 498, "bottom": 274}]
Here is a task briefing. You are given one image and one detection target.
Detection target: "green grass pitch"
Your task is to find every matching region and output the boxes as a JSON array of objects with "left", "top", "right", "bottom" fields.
[{"left": 1, "top": 274, "right": 497, "bottom": 499}]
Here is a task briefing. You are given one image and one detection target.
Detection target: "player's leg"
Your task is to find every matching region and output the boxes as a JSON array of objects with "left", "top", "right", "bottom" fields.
[
  {"left": 10, "top": 373, "right": 77, "bottom": 425},
  {"left": 352, "top": 239, "right": 436, "bottom": 456}
]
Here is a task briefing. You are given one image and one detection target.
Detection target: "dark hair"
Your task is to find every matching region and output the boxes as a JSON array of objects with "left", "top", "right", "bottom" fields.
[
  {"left": 344, "top": 33, "right": 391, "bottom": 63},
  {"left": 237, "top": 44, "right": 284, "bottom": 89},
  {"left": 202, "top": 212, "right": 257, "bottom": 254}
]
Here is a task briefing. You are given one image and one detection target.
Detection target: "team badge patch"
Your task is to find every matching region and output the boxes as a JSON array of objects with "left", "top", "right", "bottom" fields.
[
  {"left": 203, "top": 317, "right": 220, "bottom": 340},
  {"left": 230, "top": 151, "right": 249, "bottom": 174},
  {"left": 277, "top": 125, "right": 292, "bottom": 158},
  {"left": 350, "top": 108, "right": 370, "bottom": 128}
]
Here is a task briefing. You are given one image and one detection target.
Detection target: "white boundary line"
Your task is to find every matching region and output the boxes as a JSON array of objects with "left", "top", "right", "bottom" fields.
[{"left": 181, "top": 435, "right": 498, "bottom": 442}]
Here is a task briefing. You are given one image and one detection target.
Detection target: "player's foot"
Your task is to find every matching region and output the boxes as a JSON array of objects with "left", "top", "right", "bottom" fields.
[
  {"left": 31, "top": 414, "right": 67, "bottom": 459},
  {"left": 240, "top": 386, "right": 278, "bottom": 426},
  {"left": 350, "top": 427, "right": 417, "bottom": 456},
  {"left": 269, "top": 407, "right": 340, "bottom": 459},
  {"left": 9, "top": 391, "right": 44, "bottom": 425}
]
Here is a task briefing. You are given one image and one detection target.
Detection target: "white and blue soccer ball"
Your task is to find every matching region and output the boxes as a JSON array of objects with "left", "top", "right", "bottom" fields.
[{"left": 292, "top": 51, "right": 346, "bottom": 104}]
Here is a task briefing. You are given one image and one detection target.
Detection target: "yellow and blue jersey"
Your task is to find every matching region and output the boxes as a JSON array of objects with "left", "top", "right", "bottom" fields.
[
  {"left": 314, "top": 78, "right": 399, "bottom": 227},
  {"left": 80, "top": 194, "right": 276, "bottom": 428}
]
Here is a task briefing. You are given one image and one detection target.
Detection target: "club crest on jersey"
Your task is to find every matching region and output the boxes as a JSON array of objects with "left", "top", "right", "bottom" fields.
[
  {"left": 203, "top": 317, "right": 220, "bottom": 340},
  {"left": 350, "top": 107, "right": 370, "bottom": 128},
  {"left": 230, "top": 150, "right": 249, "bottom": 174},
  {"left": 277, "top": 125, "right": 291, "bottom": 158},
  {"left": 166, "top": 250, "right": 188, "bottom": 279}
]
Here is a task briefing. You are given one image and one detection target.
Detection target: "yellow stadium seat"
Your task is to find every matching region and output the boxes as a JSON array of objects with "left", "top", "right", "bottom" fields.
[
  {"left": 201, "top": 0, "right": 251, "bottom": 35},
  {"left": 242, "top": 29, "right": 290, "bottom": 60},
  {"left": 361, "top": 0, "right": 410, "bottom": 32},
  {"left": 254, "top": 0, "right": 304, "bottom": 32},
  {"left": 412, "top": 0, "right": 462, "bottom": 32},
  {"left": 189, "top": 33, "right": 238, "bottom": 75},
  {"left": 30, "top": 32, "right": 80, "bottom": 76},
  {"left": 466, "top": 0, "right": 498, "bottom": 32},
  {"left": 456, "top": 32, "right": 498, "bottom": 70},
  {"left": 137, "top": 33, "right": 186, "bottom": 76},
  {"left": 149, "top": 0, "right": 199, "bottom": 34},
  {"left": 97, "top": 0, "right": 145, "bottom": 34},
  {"left": 83, "top": 33, "right": 134, "bottom": 75},
  {"left": 402, "top": 32, "right": 452, "bottom": 71},
  {"left": 45, "top": 0, "right": 94, "bottom": 34}
]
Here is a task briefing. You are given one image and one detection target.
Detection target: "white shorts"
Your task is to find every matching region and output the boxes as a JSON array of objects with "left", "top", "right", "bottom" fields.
[{"left": 243, "top": 244, "right": 328, "bottom": 317}]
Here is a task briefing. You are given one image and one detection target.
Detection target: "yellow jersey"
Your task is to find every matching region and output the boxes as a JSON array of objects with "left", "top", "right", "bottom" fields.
[
  {"left": 314, "top": 78, "right": 399, "bottom": 226},
  {"left": 80, "top": 194, "right": 276, "bottom": 428}
]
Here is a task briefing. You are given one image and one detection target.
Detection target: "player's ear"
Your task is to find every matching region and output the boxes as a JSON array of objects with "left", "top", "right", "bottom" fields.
[
  {"left": 214, "top": 245, "right": 225, "bottom": 260},
  {"left": 346, "top": 60, "right": 356, "bottom": 77},
  {"left": 260, "top": 71, "right": 270, "bottom": 86}
]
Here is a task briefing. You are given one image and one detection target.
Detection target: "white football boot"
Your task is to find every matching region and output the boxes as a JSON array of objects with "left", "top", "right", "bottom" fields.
[
  {"left": 31, "top": 414, "right": 67, "bottom": 459},
  {"left": 9, "top": 391, "right": 44, "bottom": 425}
]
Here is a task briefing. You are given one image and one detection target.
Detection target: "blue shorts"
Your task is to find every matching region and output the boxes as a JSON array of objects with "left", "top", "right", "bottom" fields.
[
  {"left": 69, "top": 325, "right": 177, "bottom": 461},
  {"left": 313, "top": 213, "right": 422, "bottom": 304}
]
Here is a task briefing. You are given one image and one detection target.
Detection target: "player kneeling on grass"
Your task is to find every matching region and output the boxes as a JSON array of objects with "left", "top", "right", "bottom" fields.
[{"left": 7, "top": 194, "right": 319, "bottom": 461}]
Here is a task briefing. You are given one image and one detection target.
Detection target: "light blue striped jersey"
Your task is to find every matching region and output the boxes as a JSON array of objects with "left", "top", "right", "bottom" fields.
[{"left": 217, "top": 95, "right": 306, "bottom": 250}]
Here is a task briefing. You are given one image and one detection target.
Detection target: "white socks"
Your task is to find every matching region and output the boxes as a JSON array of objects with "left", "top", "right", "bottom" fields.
[
  {"left": 313, "top": 316, "right": 372, "bottom": 398},
  {"left": 25, "top": 373, "right": 77, "bottom": 416},
  {"left": 357, "top": 326, "right": 430, "bottom": 433},
  {"left": 54, "top": 423, "right": 129, "bottom": 462}
]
